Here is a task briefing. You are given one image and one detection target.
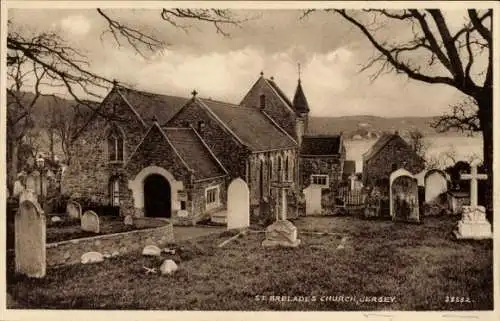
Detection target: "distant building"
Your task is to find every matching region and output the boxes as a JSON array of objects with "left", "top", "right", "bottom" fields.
[
  {"left": 299, "top": 135, "right": 346, "bottom": 189},
  {"left": 362, "top": 132, "right": 425, "bottom": 190}
]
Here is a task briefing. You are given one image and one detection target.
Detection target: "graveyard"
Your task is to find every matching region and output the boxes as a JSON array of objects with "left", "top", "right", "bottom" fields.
[
  {"left": 5, "top": 133, "right": 494, "bottom": 311},
  {"left": 7, "top": 215, "right": 493, "bottom": 310}
]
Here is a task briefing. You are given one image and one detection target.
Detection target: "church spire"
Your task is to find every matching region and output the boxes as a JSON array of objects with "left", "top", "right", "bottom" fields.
[{"left": 292, "top": 65, "right": 310, "bottom": 114}]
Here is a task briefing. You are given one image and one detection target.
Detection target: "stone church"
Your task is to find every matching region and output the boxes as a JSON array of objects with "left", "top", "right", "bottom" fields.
[{"left": 62, "top": 72, "right": 346, "bottom": 225}]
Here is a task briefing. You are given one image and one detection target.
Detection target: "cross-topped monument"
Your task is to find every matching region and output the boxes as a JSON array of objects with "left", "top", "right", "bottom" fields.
[
  {"left": 460, "top": 162, "right": 487, "bottom": 211},
  {"left": 454, "top": 161, "right": 492, "bottom": 239},
  {"left": 270, "top": 172, "right": 293, "bottom": 221}
]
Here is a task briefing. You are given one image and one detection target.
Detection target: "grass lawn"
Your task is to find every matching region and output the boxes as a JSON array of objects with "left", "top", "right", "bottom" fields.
[{"left": 6, "top": 216, "right": 493, "bottom": 310}]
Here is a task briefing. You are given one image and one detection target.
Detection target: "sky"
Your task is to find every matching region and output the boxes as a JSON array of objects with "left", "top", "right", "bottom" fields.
[{"left": 7, "top": 7, "right": 487, "bottom": 118}]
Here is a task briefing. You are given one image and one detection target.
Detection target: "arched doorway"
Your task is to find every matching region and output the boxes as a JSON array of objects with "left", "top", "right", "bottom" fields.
[{"left": 143, "top": 174, "right": 171, "bottom": 218}]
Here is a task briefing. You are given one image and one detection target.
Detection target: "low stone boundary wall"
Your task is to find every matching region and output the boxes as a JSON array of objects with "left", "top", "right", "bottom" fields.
[{"left": 46, "top": 220, "right": 174, "bottom": 267}]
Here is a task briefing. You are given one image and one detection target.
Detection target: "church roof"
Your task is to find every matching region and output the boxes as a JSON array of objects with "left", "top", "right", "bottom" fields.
[
  {"left": 199, "top": 98, "right": 297, "bottom": 152},
  {"left": 162, "top": 127, "right": 227, "bottom": 179},
  {"left": 266, "top": 78, "right": 294, "bottom": 108},
  {"left": 292, "top": 80, "right": 310, "bottom": 114},
  {"left": 300, "top": 135, "right": 342, "bottom": 156},
  {"left": 117, "top": 87, "right": 189, "bottom": 124},
  {"left": 362, "top": 133, "right": 400, "bottom": 161}
]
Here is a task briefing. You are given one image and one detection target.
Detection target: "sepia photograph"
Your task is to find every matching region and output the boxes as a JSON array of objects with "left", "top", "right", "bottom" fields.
[{"left": 2, "top": 0, "right": 497, "bottom": 316}]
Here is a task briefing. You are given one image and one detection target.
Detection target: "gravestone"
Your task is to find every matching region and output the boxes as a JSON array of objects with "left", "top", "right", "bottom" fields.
[
  {"left": 66, "top": 201, "right": 82, "bottom": 219},
  {"left": 124, "top": 215, "right": 134, "bottom": 225},
  {"left": 454, "top": 162, "right": 492, "bottom": 239},
  {"left": 15, "top": 191, "right": 46, "bottom": 278},
  {"left": 81, "top": 210, "right": 100, "bottom": 233},
  {"left": 303, "top": 185, "right": 322, "bottom": 215},
  {"left": 262, "top": 220, "right": 301, "bottom": 248},
  {"left": 227, "top": 178, "right": 250, "bottom": 230},
  {"left": 425, "top": 170, "right": 448, "bottom": 203},
  {"left": 390, "top": 169, "right": 420, "bottom": 223}
]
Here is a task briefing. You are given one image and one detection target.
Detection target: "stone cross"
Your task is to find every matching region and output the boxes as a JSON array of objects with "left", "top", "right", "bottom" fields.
[
  {"left": 271, "top": 174, "right": 292, "bottom": 221},
  {"left": 460, "top": 162, "right": 487, "bottom": 210}
]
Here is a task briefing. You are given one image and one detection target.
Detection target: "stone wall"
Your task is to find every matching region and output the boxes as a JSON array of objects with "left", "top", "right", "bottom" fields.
[
  {"left": 46, "top": 220, "right": 174, "bottom": 267},
  {"left": 363, "top": 137, "right": 425, "bottom": 188},
  {"left": 61, "top": 89, "right": 147, "bottom": 203},
  {"left": 184, "top": 176, "right": 228, "bottom": 225},
  {"left": 167, "top": 100, "right": 250, "bottom": 179},
  {"left": 247, "top": 149, "right": 298, "bottom": 206},
  {"left": 299, "top": 156, "right": 344, "bottom": 190},
  {"left": 240, "top": 77, "right": 297, "bottom": 139}
]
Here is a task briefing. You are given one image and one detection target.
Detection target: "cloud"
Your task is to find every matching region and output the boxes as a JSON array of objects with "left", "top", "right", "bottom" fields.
[{"left": 60, "top": 15, "right": 91, "bottom": 36}]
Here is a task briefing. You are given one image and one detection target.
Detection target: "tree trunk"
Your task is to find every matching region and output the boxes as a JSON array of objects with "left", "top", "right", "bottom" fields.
[
  {"left": 9, "top": 140, "right": 19, "bottom": 194},
  {"left": 475, "top": 88, "right": 493, "bottom": 218}
]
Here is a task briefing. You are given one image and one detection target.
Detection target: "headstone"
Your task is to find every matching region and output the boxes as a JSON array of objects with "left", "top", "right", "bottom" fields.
[
  {"left": 390, "top": 169, "right": 419, "bottom": 223},
  {"left": 227, "top": 178, "right": 250, "bottom": 230},
  {"left": 424, "top": 170, "right": 448, "bottom": 203},
  {"left": 81, "top": 210, "right": 100, "bottom": 233},
  {"left": 15, "top": 192, "right": 46, "bottom": 278},
  {"left": 124, "top": 215, "right": 134, "bottom": 225},
  {"left": 81, "top": 252, "right": 104, "bottom": 264},
  {"left": 262, "top": 220, "right": 301, "bottom": 248},
  {"left": 454, "top": 162, "right": 492, "bottom": 239},
  {"left": 160, "top": 259, "right": 178, "bottom": 275},
  {"left": 66, "top": 201, "right": 82, "bottom": 219},
  {"left": 447, "top": 191, "right": 470, "bottom": 214},
  {"left": 142, "top": 245, "right": 162, "bottom": 256},
  {"left": 51, "top": 216, "right": 62, "bottom": 223},
  {"left": 303, "top": 185, "right": 322, "bottom": 215},
  {"left": 13, "top": 179, "right": 25, "bottom": 198}
]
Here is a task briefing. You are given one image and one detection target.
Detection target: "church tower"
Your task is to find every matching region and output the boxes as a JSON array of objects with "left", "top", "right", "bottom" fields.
[{"left": 292, "top": 65, "right": 310, "bottom": 146}]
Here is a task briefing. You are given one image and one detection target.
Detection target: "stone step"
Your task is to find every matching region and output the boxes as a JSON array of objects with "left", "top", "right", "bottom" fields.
[{"left": 211, "top": 212, "right": 227, "bottom": 224}]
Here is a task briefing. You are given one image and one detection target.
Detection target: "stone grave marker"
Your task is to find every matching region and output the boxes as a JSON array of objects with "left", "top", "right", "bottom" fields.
[
  {"left": 262, "top": 220, "right": 301, "bottom": 248},
  {"left": 66, "top": 201, "right": 82, "bottom": 219},
  {"left": 227, "top": 178, "right": 250, "bottom": 230},
  {"left": 390, "top": 169, "right": 420, "bottom": 223},
  {"left": 424, "top": 169, "right": 449, "bottom": 203},
  {"left": 15, "top": 191, "right": 46, "bottom": 278},
  {"left": 454, "top": 162, "right": 492, "bottom": 239},
  {"left": 303, "top": 184, "right": 322, "bottom": 215},
  {"left": 81, "top": 210, "right": 100, "bottom": 233}
]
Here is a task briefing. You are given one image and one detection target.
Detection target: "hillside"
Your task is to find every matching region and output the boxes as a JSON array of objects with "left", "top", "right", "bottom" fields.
[{"left": 307, "top": 115, "right": 468, "bottom": 139}]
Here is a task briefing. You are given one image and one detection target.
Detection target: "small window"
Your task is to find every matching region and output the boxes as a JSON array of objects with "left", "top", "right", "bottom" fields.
[
  {"left": 180, "top": 200, "right": 187, "bottom": 210},
  {"left": 311, "top": 174, "right": 328, "bottom": 186},
  {"left": 197, "top": 121, "right": 205, "bottom": 131},
  {"left": 259, "top": 94, "right": 266, "bottom": 109},
  {"left": 205, "top": 185, "right": 220, "bottom": 209}
]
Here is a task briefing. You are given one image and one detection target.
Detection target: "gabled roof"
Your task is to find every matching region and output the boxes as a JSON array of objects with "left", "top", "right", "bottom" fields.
[
  {"left": 362, "top": 133, "right": 403, "bottom": 161},
  {"left": 266, "top": 78, "right": 293, "bottom": 108},
  {"left": 300, "top": 135, "right": 342, "bottom": 156},
  {"left": 116, "top": 87, "right": 189, "bottom": 124},
  {"left": 199, "top": 98, "right": 297, "bottom": 152},
  {"left": 292, "top": 80, "right": 310, "bottom": 114},
  {"left": 162, "top": 127, "right": 227, "bottom": 180}
]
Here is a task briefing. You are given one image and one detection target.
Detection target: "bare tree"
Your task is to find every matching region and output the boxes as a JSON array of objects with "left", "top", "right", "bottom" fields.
[
  {"left": 432, "top": 96, "right": 480, "bottom": 135},
  {"left": 304, "top": 9, "right": 493, "bottom": 207},
  {"left": 6, "top": 9, "right": 243, "bottom": 191},
  {"left": 407, "top": 129, "right": 428, "bottom": 159}
]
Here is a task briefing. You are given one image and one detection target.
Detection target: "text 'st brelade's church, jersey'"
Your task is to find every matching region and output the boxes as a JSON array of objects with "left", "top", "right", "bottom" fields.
[{"left": 61, "top": 72, "right": 346, "bottom": 225}]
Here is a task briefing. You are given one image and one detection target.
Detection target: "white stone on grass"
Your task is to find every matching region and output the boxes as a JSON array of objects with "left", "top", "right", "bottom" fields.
[
  {"left": 51, "top": 216, "right": 62, "bottom": 223},
  {"left": 111, "top": 251, "right": 120, "bottom": 257},
  {"left": 160, "top": 259, "right": 178, "bottom": 275},
  {"left": 124, "top": 215, "right": 134, "bottom": 226},
  {"left": 142, "top": 245, "right": 162, "bottom": 257},
  {"left": 81, "top": 252, "right": 104, "bottom": 264}
]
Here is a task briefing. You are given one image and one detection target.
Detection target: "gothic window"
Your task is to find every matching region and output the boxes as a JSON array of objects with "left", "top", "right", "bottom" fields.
[
  {"left": 268, "top": 159, "right": 273, "bottom": 193},
  {"left": 285, "top": 156, "right": 289, "bottom": 180},
  {"left": 260, "top": 160, "right": 264, "bottom": 199},
  {"left": 109, "top": 176, "right": 120, "bottom": 206},
  {"left": 277, "top": 156, "right": 282, "bottom": 181},
  {"left": 260, "top": 94, "right": 266, "bottom": 109},
  {"left": 107, "top": 126, "right": 124, "bottom": 162}
]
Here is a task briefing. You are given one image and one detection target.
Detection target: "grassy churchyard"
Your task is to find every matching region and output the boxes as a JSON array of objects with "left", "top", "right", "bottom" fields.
[{"left": 7, "top": 215, "right": 493, "bottom": 310}]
